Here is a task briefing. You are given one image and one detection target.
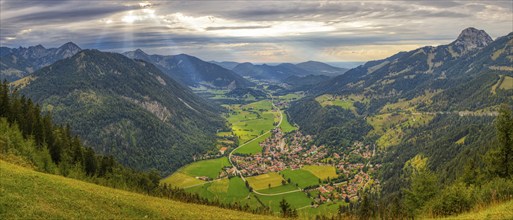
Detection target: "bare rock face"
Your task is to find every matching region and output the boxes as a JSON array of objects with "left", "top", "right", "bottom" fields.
[{"left": 451, "top": 27, "right": 493, "bottom": 55}]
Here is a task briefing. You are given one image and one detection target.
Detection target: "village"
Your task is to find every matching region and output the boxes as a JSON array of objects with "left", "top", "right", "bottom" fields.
[{"left": 227, "top": 128, "right": 381, "bottom": 205}]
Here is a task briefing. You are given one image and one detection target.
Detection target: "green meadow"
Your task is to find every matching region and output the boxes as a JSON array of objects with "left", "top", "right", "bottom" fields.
[
  {"left": 246, "top": 172, "right": 285, "bottom": 190},
  {"left": 280, "top": 169, "right": 320, "bottom": 188},
  {"left": 302, "top": 165, "right": 338, "bottom": 181},
  {"left": 184, "top": 177, "right": 250, "bottom": 204}
]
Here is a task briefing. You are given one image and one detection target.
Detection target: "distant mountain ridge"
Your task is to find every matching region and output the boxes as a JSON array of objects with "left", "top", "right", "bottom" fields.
[
  {"left": 18, "top": 49, "right": 225, "bottom": 174},
  {"left": 231, "top": 61, "right": 347, "bottom": 82},
  {"left": 0, "top": 42, "right": 81, "bottom": 81},
  {"left": 123, "top": 49, "right": 253, "bottom": 88}
]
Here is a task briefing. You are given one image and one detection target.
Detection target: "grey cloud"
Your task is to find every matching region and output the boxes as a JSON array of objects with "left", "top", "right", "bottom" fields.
[
  {"left": 3, "top": 5, "right": 137, "bottom": 24},
  {"left": 205, "top": 25, "right": 272, "bottom": 31}
]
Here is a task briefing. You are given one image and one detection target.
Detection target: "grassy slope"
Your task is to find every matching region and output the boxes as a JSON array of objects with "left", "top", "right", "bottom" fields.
[
  {"left": 435, "top": 200, "right": 513, "bottom": 220},
  {"left": 280, "top": 112, "right": 297, "bottom": 133},
  {"left": 160, "top": 172, "right": 205, "bottom": 188},
  {"left": 0, "top": 160, "right": 279, "bottom": 219}
]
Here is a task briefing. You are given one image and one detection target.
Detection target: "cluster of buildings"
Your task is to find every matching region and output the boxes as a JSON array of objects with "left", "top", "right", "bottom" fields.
[
  {"left": 223, "top": 127, "right": 381, "bottom": 204},
  {"left": 231, "top": 129, "right": 329, "bottom": 176},
  {"left": 310, "top": 144, "right": 381, "bottom": 205}
]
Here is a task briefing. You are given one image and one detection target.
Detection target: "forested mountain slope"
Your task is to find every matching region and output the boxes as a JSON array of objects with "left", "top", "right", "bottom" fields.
[
  {"left": 287, "top": 28, "right": 513, "bottom": 217},
  {"left": 16, "top": 49, "right": 225, "bottom": 174}
]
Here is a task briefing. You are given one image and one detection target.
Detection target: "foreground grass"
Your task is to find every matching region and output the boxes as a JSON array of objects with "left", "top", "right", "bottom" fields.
[
  {"left": 436, "top": 199, "right": 513, "bottom": 220},
  {"left": 0, "top": 160, "right": 279, "bottom": 219}
]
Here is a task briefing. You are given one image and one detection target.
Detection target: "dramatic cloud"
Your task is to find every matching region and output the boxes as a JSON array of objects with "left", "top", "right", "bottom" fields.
[{"left": 0, "top": 0, "right": 511, "bottom": 62}]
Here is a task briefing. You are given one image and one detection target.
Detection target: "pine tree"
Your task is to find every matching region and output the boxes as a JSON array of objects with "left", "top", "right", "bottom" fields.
[{"left": 486, "top": 104, "right": 513, "bottom": 178}]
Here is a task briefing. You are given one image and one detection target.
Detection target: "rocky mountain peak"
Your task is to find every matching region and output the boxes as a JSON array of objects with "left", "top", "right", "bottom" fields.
[
  {"left": 451, "top": 27, "right": 493, "bottom": 55},
  {"left": 57, "top": 42, "right": 82, "bottom": 58}
]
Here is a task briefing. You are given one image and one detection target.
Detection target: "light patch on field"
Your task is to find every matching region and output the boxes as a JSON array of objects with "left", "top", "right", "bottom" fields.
[
  {"left": 491, "top": 48, "right": 505, "bottom": 61},
  {"left": 456, "top": 136, "right": 466, "bottom": 145},
  {"left": 160, "top": 172, "right": 204, "bottom": 188},
  {"left": 246, "top": 172, "right": 284, "bottom": 190},
  {"left": 208, "top": 179, "right": 229, "bottom": 193},
  {"left": 302, "top": 165, "right": 338, "bottom": 181},
  {"left": 499, "top": 76, "right": 513, "bottom": 90},
  {"left": 489, "top": 66, "right": 513, "bottom": 71},
  {"left": 491, "top": 75, "right": 513, "bottom": 94},
  {"left": 10, "top": 76, "right": 36, "bottom": 88},
  {"left": 315, "top": 94, "right": 355, "bottom": 111},
  {"left": 379, "top": 90, "right": 439, "bottom": 114}
]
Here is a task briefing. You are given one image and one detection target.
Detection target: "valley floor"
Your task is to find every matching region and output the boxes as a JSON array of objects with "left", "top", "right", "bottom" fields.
[{"left": 0, "top": 160, "right": 280, "bottom": 219}]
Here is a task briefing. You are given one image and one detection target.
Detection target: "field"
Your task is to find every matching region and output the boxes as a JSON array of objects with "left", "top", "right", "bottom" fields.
[
  {"left": 161, "top": 157, "right": 231, "bottom": 188},
  {"left": 255, "top": 192, "right": 314, "bottom": 213},
  {"left": 315, "top": 94, "right": 355, "bottom": 110},
  {"left": 280, "top": 169, "right": 320, "bottom": 188},
  {"left": 302, "top": 165, "right": 338, "bottom": 181},
  {"left": 279, "top": 112, "right": 297, "bottom": 133},
  {"left": 258, "top": 184, "right": 299, "bottom": 194},
  {"left": 298, "top": 201, "right": 348, "bottom": 218},
  {"left": 246, "top": 172, "right": 285, "bottom": 190},
  {"left": 276, "top": 92, "right": 304, "bottom": 103},
  {"left": 233, "top": 132, "right": 270, "bottom": 155},
  {"left": 0, "top": 160, "right": 280, "bottom": 219},
  {"left": 226, "top": 100, "right": 277, "bottom": 144},
  {"left": 179, "top": 157, "right": 231, "bottom": 179},
  {"left": 160, "top": 172, "right": 205, "bottom": 188},
  {"left": 499, "top": 75, "right": 513, "bottom": 90},
  {"left": 184, "top": 177, "right": 250, "bottom": 204},
  {"left": 379, "top": 90, "right": 438, "bottom": 113}
]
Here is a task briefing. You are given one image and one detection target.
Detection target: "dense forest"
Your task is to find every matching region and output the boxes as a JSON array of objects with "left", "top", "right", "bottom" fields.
[{"left": 287, "top": 97, "right": 372, "bottom": 148}]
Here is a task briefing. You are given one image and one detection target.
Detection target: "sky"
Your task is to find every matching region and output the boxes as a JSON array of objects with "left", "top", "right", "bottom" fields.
[{"left": 1, "top": 0, "right": 512, "bottom": 63}]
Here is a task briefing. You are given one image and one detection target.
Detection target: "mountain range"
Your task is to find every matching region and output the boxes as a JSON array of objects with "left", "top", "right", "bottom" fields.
[
  {"left": 231, "top": 61, "right": 347, "bottom": 82},
  {"left": 17, "top": 49, "right": 225, "bottom": 174},
  {"left": 123, "top": 49, "right": 253, "bottom": 89},
  {"left": 0, "top": 42, "right": 81, "bottom": 81}
]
